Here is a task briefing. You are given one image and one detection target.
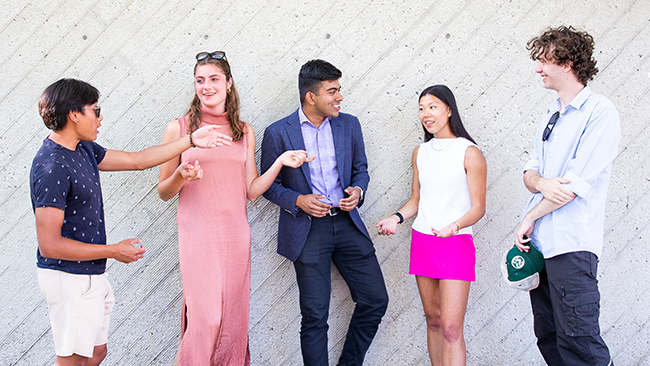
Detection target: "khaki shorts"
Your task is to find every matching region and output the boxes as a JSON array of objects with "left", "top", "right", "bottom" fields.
[{"left": 38, "top": 268, "right": 114, "bottom": 358}]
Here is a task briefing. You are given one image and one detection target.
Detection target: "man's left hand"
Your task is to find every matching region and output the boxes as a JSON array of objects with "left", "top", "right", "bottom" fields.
[
  {"left": 339, "top": 186, "right": 361, "bottom": 211},
  {"left": 515, "top": 218, "right": 534, "bottom": 252}
]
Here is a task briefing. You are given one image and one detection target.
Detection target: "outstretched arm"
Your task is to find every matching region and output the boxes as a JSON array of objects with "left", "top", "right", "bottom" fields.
[
  {"left": 35, "top": 207, "right": 145, "bottom": 263},
  {"left": 245, "top": 124, "right": 313, "bottom": 201},
  {"left": 99, "top": 124, "right": 232, "bottom": 172}
]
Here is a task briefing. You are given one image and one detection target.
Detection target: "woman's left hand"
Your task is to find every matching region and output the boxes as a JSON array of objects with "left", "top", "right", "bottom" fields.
[
  {"left": 279, "top": 150, "right": 315, "bottom": 168},
  {"left": 431, "top": 223, "right": 457, "bottom": 238}
]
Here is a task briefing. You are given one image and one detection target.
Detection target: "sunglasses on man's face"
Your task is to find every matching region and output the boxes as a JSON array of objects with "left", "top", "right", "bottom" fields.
[
  {"left": 196, "top": 51, "right": 227, "bottom": 62},
  {"left": 82, "top": 106, "right": 101, "bottom": 118}
]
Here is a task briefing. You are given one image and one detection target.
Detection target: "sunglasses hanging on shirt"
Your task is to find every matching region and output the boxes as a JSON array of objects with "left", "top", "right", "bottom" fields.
[{"left": 542, "top": 111, "right": 560, "bottom": 142}]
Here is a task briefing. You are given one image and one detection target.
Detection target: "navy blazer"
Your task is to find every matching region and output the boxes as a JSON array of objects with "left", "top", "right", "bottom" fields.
[{"left": 261, "top": 110, "right": 371, "bottom": 261}]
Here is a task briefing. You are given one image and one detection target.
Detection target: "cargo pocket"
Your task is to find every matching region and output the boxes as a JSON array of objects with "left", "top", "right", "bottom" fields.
[{"left": 561, "top": 289, "right": 600, "bottom": 337}]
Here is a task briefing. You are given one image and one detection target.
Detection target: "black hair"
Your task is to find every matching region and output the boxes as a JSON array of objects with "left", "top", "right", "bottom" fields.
[
  {"left": 298, "top": 59, "right": 342, "bottom": 104},
  {"left": 419, "top": 85, "right": 476, "bottom": 144},
  {"left": 38, "top": 78, "right": 100, "bottom": 131}
]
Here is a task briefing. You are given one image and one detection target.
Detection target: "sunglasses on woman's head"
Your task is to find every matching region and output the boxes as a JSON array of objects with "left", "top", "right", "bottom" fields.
[
  {"left": 82, "top": 106, "right": 101, "bottom": 118},
  {"left": 196, "top": 51, "right": 227, "bottom": 62}
]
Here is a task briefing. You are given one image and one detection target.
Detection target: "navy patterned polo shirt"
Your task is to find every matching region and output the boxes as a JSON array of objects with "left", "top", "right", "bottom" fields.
[{"left": 30, "top": 138, "right": 108, "bottom": 275}]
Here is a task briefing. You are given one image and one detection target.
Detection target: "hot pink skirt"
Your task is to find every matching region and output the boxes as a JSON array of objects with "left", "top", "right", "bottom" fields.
[{"left": 410, "top": 229, "right": 476, "bottom": 281}]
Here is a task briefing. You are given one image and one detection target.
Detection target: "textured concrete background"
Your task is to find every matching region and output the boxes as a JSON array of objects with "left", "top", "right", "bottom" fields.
[{"left": 1, "top": 0, "right": 649, "bottom": 365}]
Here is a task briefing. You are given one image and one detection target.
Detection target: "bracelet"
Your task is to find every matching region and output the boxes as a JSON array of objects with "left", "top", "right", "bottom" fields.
[
  {"left": 189, "top": 132, "right": 196, "bottom": 148},
  {"left": 453, "top": 221, "right": 461, "bottom": 234},
  {"left": 395, "top": 212, "right": 404, "bottom": 224}
]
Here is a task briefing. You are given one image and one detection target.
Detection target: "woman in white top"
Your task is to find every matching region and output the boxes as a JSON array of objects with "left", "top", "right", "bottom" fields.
[{"left": 376, "top": 85, "right": 486, "bottom": 366}]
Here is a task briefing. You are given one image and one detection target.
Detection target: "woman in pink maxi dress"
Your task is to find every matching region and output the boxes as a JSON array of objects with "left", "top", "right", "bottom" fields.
[{"left": 157, "top": 51, "right": 311, "bottom": 366}]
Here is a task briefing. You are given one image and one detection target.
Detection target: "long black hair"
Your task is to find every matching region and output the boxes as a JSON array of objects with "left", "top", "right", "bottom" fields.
[{"left": 419, "top": 85, "right": 476, "bottom": 144}]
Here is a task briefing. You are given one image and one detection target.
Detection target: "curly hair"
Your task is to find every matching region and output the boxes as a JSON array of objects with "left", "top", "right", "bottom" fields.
[
  {"left": 38, "top": 79, "right": 100, "bottom": 131},
  {"left": 527, "top": 25, "right": 598, "bottom": 85},
  {"left": 187, "top": 56, "right": 244, "bottom": 141}
]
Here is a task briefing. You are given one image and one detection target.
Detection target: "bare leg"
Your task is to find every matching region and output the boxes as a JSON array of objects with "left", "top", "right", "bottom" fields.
[
  {"left": 417, "top": 276, "right": 470, "bottom": 366},
  {"left": 87, "top": 344, "right": 107, "bottom": 366},
  {"left": 417, "top": 276, "right": 442, "bottom": 366},
  {"left": 56, "top": 344, "right": 107, "bottom": 366}
]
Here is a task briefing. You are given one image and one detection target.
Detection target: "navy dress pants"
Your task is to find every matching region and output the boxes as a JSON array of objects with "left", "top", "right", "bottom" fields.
[
  {"left": 530, "top": 251, "right": 612, "bottom": 366},
  {"left": 293, "top": 212, "right": 388, "bottom": 366}
]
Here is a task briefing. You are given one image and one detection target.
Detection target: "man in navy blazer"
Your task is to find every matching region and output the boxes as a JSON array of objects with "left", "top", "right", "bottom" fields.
[{"left": 261, "top": 60, "right": 388, "bottom": 366}]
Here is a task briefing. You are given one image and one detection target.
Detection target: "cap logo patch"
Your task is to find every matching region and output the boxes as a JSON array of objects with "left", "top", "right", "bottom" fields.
[{"left": 511, "top": 255, "right": 525, "bottom": 270}]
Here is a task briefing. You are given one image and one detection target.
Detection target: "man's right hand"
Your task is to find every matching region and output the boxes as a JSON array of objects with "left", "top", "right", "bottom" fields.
[
  {"left": 296, "top": 194, "right": 331, "bottom": 218},
  {"left": 536, "top": 177, "right": 575, "bottom": 205},
  {"left": 112, "top": 239, "right": 146, "bottom": 263}
]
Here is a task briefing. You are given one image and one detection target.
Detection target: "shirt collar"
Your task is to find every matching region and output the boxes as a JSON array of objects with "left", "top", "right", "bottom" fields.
[
  {"left": 299, "top": 106, "right": 331, "bottom": 127},
  {"left": 549, "top": 85, "right": 592, "bottom": 114}
]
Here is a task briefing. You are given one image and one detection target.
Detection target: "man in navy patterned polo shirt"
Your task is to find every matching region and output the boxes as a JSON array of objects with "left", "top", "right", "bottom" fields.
[{"left": 30, "top": 78, "right": 229, "bottom": 366}]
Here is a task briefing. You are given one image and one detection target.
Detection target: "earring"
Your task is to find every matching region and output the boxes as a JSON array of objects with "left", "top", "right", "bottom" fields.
[{"left": 227, "top": 88, "right": 232, "bottom": 94}]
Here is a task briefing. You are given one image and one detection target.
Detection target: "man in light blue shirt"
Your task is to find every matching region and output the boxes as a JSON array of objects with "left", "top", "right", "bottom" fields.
[{"left": 516, "top": 26, "right": 619, "bottom": 366}]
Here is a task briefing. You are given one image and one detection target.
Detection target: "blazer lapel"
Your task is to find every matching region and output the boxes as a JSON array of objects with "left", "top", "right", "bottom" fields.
[
  {"left": 286, "top": 110, "right": 312, "bottom": 187},
  {"left": 330, "top": 116, "right": 347, "bottom": 188}
]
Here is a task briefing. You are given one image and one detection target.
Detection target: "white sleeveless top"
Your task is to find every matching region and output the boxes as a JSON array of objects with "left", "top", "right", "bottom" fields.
[{"left": 412, "top": 137, "right": 476, "bottom": 236}]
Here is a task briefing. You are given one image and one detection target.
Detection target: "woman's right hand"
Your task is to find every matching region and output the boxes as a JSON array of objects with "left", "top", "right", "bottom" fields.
[
  {"left": 376, "top": 215, "right": 400, "bottom": 236},
  {"left": 278, "top": 150, "right": 314, "bottom": 168},
  {"left": 192, "top": 125, "right": 233, "bottom": 148},
  {"left": 177, "top": 160, "right": 203, "bottom": 181}
]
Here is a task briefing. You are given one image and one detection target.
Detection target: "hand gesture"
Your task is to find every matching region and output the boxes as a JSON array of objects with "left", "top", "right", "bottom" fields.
[
  {"left": 279, "top": 150, "right": 315, "bottom": 168},
  {"left": 192, "top": 125, "right": 233, "bottom": 148},
  {"left": 376, "top": 215, "right": 400, "bottom": 236},
  {"left": 297, "top": 194, "right": 331, "bottom": 218},
  {"left": 537, "top": 177, "right": 575, "bottom": 205},
  {"left": 515, "top": 219, "right": 534, "bottom": 252},
  {"left": 431, "top": 223, "right": 457, "bottom": 238},
  {"left": 339, "top": 187, "right": 361, "bottom": 211},
  {"left": 113, "top": 238, "right": 146, "bottom": 263},
  {"left": 177, "top": 160, "right": 203, "bottom": 181}
]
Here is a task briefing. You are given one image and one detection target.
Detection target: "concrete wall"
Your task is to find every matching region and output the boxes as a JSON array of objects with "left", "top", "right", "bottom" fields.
[{"left": 1, "top": 0, "right": 649, "bottom": 365}]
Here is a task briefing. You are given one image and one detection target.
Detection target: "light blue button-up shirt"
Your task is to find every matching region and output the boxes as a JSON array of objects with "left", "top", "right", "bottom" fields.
[
  {"left": 299, "top": 108, "right": 344, "bottom": 207},
  {"left": 523, "top": 86, "right": 620, "bottom": 259}
]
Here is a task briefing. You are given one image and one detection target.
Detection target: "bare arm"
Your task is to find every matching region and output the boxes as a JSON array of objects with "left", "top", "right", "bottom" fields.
[
  {"left": 376, "top": 146, "right": 421, "bottom": 235},
  {"left": 523, "top": 170, "right": 574, "bottom": 205},
  {"left": 35, "top": 207, "right": 145, "bottom": 263},
  {"left": 432, "top": 146, "right": 487, "bottom": 238},
  {"left": 157, "top": 120, "right": 196, "bottom": 201},
  {"left": 99, "top": 124, "right": 231, "bottom": 172},
  {"left": 515, "top": 196, "right": 572, "bottom": 250},
  {"left": 244, "top": 124, "right": 313, "bottom": 201}
]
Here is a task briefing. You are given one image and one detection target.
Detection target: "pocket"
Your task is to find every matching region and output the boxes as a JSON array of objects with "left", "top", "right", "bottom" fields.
[
  {"left": 78, "top": 275, "right": 93, "bottom": 297},
  {"left": 561, "top": 289, "right": 600, "bottom": 336}
]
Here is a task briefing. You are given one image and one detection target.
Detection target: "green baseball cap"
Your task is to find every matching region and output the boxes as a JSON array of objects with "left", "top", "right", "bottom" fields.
[{"left": 501, "top": 242, "right": 545, "bottom": 291}]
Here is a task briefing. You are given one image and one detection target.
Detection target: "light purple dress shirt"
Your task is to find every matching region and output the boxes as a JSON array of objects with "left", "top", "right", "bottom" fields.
[{"left": 299, "top": 107, "right": 344, "bottom": 207}]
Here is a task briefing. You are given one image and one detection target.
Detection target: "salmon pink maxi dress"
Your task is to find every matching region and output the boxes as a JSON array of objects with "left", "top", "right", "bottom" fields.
[{"left": 176, "top": 110, "right": 251, "bottom": 365}]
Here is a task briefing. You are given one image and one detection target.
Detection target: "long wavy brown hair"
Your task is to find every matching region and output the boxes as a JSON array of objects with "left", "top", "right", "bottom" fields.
[{"left": 187, "top": 56, "right": 244, "bottom": 141}]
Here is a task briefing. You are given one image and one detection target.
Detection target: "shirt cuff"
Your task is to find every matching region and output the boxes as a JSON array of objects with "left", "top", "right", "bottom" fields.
[
  {"left": 523, "top": 159, "right": 539, "bottom": 173},
  {"left": 562, "top": 171, "right": 591, "bottom": 197}
]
